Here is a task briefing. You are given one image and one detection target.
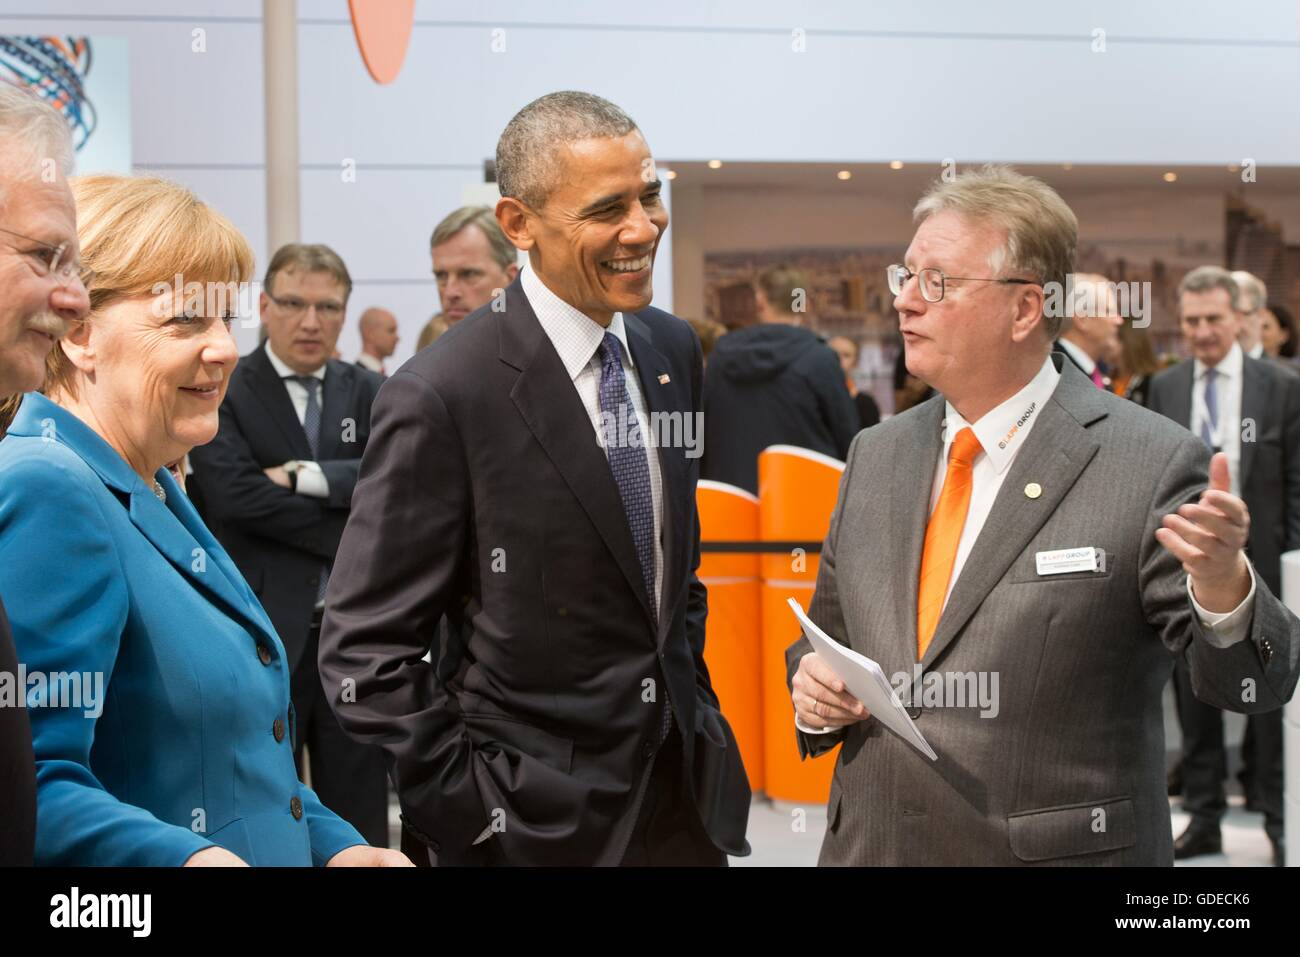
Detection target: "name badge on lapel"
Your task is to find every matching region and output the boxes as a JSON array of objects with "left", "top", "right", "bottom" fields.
[{"left": 1035, "top": 546, "right": 1105, "bottom": 576}]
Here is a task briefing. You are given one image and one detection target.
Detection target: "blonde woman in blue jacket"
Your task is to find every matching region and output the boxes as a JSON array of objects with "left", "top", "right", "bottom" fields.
[{"left": 0, "top": 175, "right": 410, "bottom": 867}]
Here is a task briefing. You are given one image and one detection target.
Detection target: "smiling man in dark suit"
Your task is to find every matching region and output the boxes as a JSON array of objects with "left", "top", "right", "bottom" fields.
[
  {"left": 319, "top": 91, "right": 750, "bottom": 866},
  {"left": 188, "top": 244, "right": 388, "bottom": 847}
]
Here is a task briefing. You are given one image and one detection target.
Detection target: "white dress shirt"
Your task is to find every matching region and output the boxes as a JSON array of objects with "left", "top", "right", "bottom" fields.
[
  {"left": 520, "top": 261, "right": 665, "bottom": 613},
  {"left": 355, "top": 351, "right": 385, "bottom": 375},
  {"left": 263, "top": 341, "right": 329, "bottom": 499},
  {"left": 1247, "top": 342, "right": 1265, "bottom": 360},
  {"left": 1191, "top": 341, "right": 1243, "bottom": 496},
  {"left": 798, "top": 353, "right": 1254, "bottom": 734},
  {"left": 1057, "top": 336, "right": 1097, "bottom": 377}
]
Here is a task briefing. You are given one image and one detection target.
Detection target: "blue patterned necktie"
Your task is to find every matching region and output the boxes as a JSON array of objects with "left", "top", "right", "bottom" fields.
[
  {"left": 290, "top": 375, "right": 329, "bottom": 603},
  {"left": 596, "top": 333, "right": 671, "bottom": 738},
  {"left": 597, "top": 333, "right": 656, "bottom": 616},
  {"left": 1200, "top": 367, "right": 1218, "bottom": 449}
]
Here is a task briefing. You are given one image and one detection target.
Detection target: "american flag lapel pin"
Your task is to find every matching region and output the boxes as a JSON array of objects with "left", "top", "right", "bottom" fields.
[{"left": 658, "top": 373, "right": 671, "bottom": 385}]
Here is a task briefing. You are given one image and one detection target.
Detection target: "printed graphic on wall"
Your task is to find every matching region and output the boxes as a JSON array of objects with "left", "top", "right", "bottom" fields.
[{"left": 0, "top": 35, "right": 131, "bottom": 174}]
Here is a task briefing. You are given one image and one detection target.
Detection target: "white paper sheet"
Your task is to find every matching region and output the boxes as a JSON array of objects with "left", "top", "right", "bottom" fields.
[{"left": 788, "top": 598, "right": 937, "bottom": 761}]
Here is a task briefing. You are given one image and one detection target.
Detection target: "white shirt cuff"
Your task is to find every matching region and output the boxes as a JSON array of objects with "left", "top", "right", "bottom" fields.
[
  {"left": 1187, "top": 560, "right": 1256, "bottom": 648},
  {"left": 295, "top": 461, "right": 329, "bottom": 499},
  {"left": 795, "top": 716, "right": 838, "bottom": 735}
]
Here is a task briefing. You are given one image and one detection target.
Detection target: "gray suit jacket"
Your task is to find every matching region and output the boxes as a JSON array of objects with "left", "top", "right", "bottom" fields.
[
  {"left": 785, "top": 354, "right": 1300, "bottom": 865},
  {"left": 1146, "top": 355, "right": 1300, "bottom": 597}
]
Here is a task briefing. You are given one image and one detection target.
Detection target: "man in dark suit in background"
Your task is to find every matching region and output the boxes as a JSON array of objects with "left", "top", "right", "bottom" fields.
[
  {"left": 1148, "top": 265, "right": 1300, "bottom": 865},
  {"left": 189, "top": 244, "right": 388, "bottom": 847},
  {"left": 0, "top": 82, "right": 92, "bottom": 864},
  {"left": 320, "top": 91, "right": 750, "bottom": 866}
]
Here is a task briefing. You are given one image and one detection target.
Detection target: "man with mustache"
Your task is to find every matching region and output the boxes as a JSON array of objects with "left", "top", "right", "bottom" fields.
[
  {"left": 0, "top": 83, "right": 91, "bottom": 865},
  {"left": 321, "top": 91, "right": 751, "bottom": 865}
]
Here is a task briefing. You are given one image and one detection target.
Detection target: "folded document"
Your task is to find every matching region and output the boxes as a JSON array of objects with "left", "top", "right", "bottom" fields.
[{"left": 788, "top": 598, "right": 937, "bottom": 761}]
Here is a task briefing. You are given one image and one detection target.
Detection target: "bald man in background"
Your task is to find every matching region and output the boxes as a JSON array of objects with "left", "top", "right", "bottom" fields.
[
  {"left": 357, "top": 307, "right": 398, "bottom": 378},
  {"left": 1053, "top": 272, "right": 1124, "bottom": 391}
]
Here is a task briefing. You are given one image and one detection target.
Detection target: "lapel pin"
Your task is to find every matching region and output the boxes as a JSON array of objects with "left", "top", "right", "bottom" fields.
[
  {"left": 1024, "top": 482, "right": 1042, "bottom": 499},
  {"left": 658, "top": 373, "right": 670, "bottom": 384}
]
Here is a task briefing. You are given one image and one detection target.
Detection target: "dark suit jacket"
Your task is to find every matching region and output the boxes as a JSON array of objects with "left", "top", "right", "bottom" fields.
[
  {"left": 1147, "top": 354, "right": 1300, "bottom": 595},
  {"left": 319, "top": 278, "right": 751, "bottom": 865},
  {"left": 189, "top": 345, "right": 381, "bottom": 670},
  {"left": 0, "top": 595, "right": 35, "bottom": 865}
]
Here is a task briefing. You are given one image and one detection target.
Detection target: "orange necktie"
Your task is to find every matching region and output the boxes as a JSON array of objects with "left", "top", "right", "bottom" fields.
[{"left": 916, "top": 427, "right": 983, "bottom": 659}]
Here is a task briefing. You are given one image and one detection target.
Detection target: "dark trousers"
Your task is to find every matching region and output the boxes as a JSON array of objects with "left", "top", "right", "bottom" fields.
[
  {"left": 404, "top": 725, "right": 726, "bottom": 866},
  {"left": 1173, "top": 657, "right": 1284, "bottom": 842},
  {"left": 620, "top": 727, "right": 726, "bottom": 867},
  {"left": 292, "top": 615, "right": 390, "bottom": 848}
]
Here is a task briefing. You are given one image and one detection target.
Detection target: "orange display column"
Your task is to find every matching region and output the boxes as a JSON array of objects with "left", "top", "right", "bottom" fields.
[
  {"left": 696, "top": 480, "right": 764, "bottom": 793},
  {"left": 757, "top": 446, "right": 845, "bottom": 805}
]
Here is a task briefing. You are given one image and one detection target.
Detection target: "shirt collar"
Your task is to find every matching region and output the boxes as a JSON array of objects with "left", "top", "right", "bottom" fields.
[
  {"left": 356, "top": 352, "right": 383, "bottom": 373},
  {"left": 941, "top": 355, "right": 1061, "bottom": 476},
  {"left": 520, "top": 260, "right": 633, "bottom": 381},
  {"left": 265, "top": 340, "right": 326, "bottom": 381},
  {"left": 1194, "top": 341, "right": 1242, "bottom": 381},
  {"left": 1057, "top": 336, "right": 1096, "bottom": 376}
]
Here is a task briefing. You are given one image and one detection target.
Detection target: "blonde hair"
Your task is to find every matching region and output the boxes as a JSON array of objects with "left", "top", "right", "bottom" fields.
[
  {"left": 913, "top": 165, "right": 1077, "bottom": 338},
  {"left": 45, "top": 174, "right": 253, "bottom": 401}
]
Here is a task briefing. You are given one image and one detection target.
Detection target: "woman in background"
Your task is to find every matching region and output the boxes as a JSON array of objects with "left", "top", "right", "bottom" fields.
[
  {"left": 1109, "top": 319, "right": 1160, "bottom": 407},
  {"left": 1260, "top": 304, "right": 1296, "bottom": 361}
]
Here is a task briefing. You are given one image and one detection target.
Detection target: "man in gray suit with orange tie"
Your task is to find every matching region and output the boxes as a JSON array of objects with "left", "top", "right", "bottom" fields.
[{"left": 786, "top": 165, "right": 1300, "bottom": 866}]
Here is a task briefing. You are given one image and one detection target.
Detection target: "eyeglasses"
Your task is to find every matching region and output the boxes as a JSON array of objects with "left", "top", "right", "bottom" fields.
[
  {"left": 267, "top": 295, "right": 345, "bottom": 321},
  {"left": 887, "top": 264, "right": 1038, "bottom": 304},
  {"left": 0, "top": 225, "right": 95, "bottom": 290}
]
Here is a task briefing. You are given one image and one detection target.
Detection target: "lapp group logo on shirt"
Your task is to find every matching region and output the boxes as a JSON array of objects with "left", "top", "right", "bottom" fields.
[
  {"left": 348, "top": 0, "right": 416, "bottom": 84},
  {"left": 998, "top": 401, "right": 1037, "bottom": 450}
]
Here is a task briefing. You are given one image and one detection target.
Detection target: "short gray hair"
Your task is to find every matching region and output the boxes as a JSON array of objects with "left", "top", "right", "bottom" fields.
[
  {"left": 913, "top": 164, "right": 1077, "bottom": 339},
  {"left": 0, "top": 83, "right": 75, "bottom": 212},
  {"left": 1179, "top": 266, "right": 1240, "bottom": 310},
  {"left": 430, "top": 205, "right": 516, "bottom": 272},
  {"left": 496, "top": 91, "right": 639, "bottom": 209},
  {"left": 1229, "top": 270, "right": 1266, "bottom": 313}
]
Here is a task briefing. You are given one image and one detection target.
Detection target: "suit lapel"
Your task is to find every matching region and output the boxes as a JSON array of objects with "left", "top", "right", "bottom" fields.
[
  {"left": 1168, "top": 361, "right": 1194, "bottom": 430},
  {"left": 624, "top": 312, "right": 685, "bottom": 643},
  {"left": 248, "top": 346, "right": 313, "bottom": 459},
  {"left": 921, "top": 360, "right": 1106, "bottom": 669},
  {"left": 499, "top": 283, "right": 657, "bottom": 631},
  {"left": 890, "top": 398, "right": 946, "bottom": 665},
  {"left": 1239, "top": 358, "right": 1266, "bottom": 490},
  {"left": 127, "top": 473, "right": 281, "bottom": 651},
  {"left": 318, "top": 361, "right": 349, "bottom": 460}
]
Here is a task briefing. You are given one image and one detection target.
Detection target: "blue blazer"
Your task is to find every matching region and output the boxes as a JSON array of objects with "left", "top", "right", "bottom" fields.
[{"left": 0, "top": 393, "right": 366, "bottom": 866}]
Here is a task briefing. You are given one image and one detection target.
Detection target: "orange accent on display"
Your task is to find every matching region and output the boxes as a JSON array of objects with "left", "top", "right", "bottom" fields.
[
  {"left": 757, "top": 447, "right": 844, "bottom": 803},
  {"left": 348, "top": 0, "right": 416, "bottom": 84},
  {"left": 697, "top": 481, "right": 763, "bottom": 791}
]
